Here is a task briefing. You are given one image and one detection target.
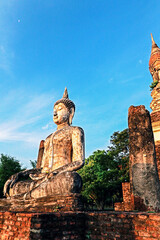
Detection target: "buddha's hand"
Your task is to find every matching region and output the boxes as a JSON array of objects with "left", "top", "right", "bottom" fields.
[
  {"left": 48, "top": 170, "right": 59, "bottom": 179},
  {"left": 3, "top": 172, "right": 19, "bottom": 197},
  {"left": 29, "top": 172, "right": 47, "bottom": 180},
  {"left": 3, "top": 168, "right": 41, "bottom": 197}
]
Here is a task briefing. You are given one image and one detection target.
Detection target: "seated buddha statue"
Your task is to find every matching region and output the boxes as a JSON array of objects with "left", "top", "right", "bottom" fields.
[{"left": 4, "top": 88, "right": 85, "bottom": 200}]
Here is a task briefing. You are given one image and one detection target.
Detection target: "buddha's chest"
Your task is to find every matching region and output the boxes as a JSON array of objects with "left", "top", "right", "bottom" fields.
[
  {"left": 42, "top": 127, "right": 73, "bottom": 171},
  {"left": 52, "top": 129, "right": 72, "bottom": 148}
]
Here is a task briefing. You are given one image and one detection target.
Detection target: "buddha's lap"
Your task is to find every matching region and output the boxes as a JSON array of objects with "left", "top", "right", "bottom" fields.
[{"left": 9, "top": 171, "right": 82, "bottom": 197}]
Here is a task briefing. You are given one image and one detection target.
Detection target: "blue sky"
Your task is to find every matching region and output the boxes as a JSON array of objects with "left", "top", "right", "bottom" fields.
[{"left": 0, "top": 0, "right": 160, "bottom": 168}]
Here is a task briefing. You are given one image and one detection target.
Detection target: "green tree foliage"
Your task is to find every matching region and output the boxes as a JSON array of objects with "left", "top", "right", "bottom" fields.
[
  {"left": 150, "top": 80, "right": 158, "bottom": 91},
  {"left": 78, "top": 129, "right": 129, "bottom": 209},
  {"left": 30, "top": 159, "right": 37, "bottom": 168},
  {"left": 0, "top": 154, "right": 23, "bottom": 197},
  {"left": 108, "top": 128, "right": 129, "bottom": 182}
]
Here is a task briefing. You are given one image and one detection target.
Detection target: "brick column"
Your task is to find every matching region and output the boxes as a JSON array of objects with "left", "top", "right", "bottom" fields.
[{"left": 128, "top": 105, "right": 160, "bottom": 212}]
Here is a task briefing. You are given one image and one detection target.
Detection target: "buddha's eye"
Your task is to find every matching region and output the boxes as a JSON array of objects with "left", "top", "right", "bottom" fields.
[{"left": 58, "top": 107, "right": 62, "bottom": 110}]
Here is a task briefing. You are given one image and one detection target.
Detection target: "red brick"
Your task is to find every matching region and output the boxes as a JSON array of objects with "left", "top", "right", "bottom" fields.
[
  {"left": 15, "top": 222, "right": 21, "bottom": 226},
  {"left": 138, "top": 214, "right": 148, "bottom": 220},
  {"left": 146, "top": 226, "right": 158, "bottom": 231},
  {"left": 134, "top": 225, "right": 146, "bottom": 231},
  {"left": 151, "top": 232, "right": 160, "bottom": 238},
  {"left": 138, "top": 231, "right": 151, "bottom": 237},
  {"left": 146, "top": 219, "right": 159, "bottom": 226},
  {"left": 0, "top": 211, "right": 160, "bottom": 239},
  {"left": 149, "top": 215, "right": 160, "bottom": 221}
]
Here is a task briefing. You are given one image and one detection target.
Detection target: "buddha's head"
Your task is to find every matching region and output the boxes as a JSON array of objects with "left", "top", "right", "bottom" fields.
[{"left": 53, "top": 88, "right": 75, "bottom": 126}]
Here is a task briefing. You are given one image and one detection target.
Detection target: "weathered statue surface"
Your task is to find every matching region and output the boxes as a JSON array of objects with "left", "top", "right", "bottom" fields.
[{"left": 4, "top": 88, "right": 85, "bottom": 200}]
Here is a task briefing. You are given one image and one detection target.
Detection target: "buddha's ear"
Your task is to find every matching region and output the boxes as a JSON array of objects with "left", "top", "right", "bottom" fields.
[{"left": 69, "top": 107, "right": 75, "bottom": 125}]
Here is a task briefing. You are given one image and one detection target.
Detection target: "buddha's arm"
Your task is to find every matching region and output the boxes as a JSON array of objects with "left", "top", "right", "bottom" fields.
[
  {"left": 36, "top": 140, "right": 45, "bottom": 168},
  {"left": 70, "top": 126, "right": 85, "bottom": 170}
]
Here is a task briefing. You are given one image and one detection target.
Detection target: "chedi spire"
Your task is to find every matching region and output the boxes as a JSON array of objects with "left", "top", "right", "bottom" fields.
[
  {"left": 151, "top": 33, "right": 158, "bottom": 49},
  {"left": 149, "top": 34, "right": 160, "bottom": 82}
]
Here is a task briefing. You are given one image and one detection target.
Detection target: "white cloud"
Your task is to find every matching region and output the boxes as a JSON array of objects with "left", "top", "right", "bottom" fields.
[
  {"left": 42, "top": 123, "right": 49, "bottom": 130},
  {"left": 0, "top": 90, "right": 55, "bottom": 145},
  {"left": 121, "top": 75, "right": 142, "bottom": 84}
]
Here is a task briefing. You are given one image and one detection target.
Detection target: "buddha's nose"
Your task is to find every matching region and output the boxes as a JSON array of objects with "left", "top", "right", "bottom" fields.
[{"left": 54, "top": 111, "right": 57, "bottom": 116}]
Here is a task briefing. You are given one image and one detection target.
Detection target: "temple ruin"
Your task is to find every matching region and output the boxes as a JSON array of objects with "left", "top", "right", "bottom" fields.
[
  {"left": 115, "top": 34, "right": 160, "bottom": 213},
  {"left": 1, "top": 35, "right": 160, "bottom": 239}
]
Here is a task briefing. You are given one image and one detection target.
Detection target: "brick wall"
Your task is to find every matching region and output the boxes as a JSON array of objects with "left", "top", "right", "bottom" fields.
[
  {"left": 155, "top": 142, "right": 160, "bottom": 179},
  {"left": 0, "top": 211, "right": 160, "bottom": 239},
  {"left": 151, "top": 111, "right": 160, "bottom": 123},
  {"left": 0, "top": 211, "right": 85, "bottom": 240},
  {"left": 85, "top": 212, "right": 160, "bottom": 240},
  {"left": 114, "top": 183, "right": 134, "bottom": 211}
]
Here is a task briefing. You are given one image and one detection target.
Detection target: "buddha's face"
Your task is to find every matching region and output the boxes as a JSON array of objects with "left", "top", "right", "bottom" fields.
[{"left": 53, "top": 103, "right": 70, "bottom": 125}]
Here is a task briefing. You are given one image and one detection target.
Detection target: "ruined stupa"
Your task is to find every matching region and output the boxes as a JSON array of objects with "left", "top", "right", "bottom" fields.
[{"left": 149, "top": 34, "right": 160, "bottom": 178}]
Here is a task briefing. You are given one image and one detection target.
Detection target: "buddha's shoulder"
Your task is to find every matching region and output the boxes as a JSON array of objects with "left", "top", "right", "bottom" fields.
[
  {"left": 70, "top": 126, "right": 84, "bottom": 135},
  {"left": 44, "top": 126, "right": 84, "bottom": 140},
  {"left": 45, "top": 133, "right": 52, "bottom": 141}
]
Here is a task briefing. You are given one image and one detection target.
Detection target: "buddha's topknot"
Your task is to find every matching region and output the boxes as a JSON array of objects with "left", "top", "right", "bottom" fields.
[{"left": 54, "top": 87, "right": 75, "bottom": 112}]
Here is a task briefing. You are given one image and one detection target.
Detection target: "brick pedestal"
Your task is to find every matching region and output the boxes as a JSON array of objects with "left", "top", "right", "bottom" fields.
[
  {"left": 0, "top": 211, "right": 85, "bottom": 240},
  {"left": 0, "top": 194, "right": 83, "bottom": 213},
  {"left": 1, "top": 211, "right": 160, "bottom": 239}
]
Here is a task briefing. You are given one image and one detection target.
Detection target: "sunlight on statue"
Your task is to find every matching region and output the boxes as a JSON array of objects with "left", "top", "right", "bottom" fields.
[{"left": 4, "top": 88, "right": 85, "bottom": 199}]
